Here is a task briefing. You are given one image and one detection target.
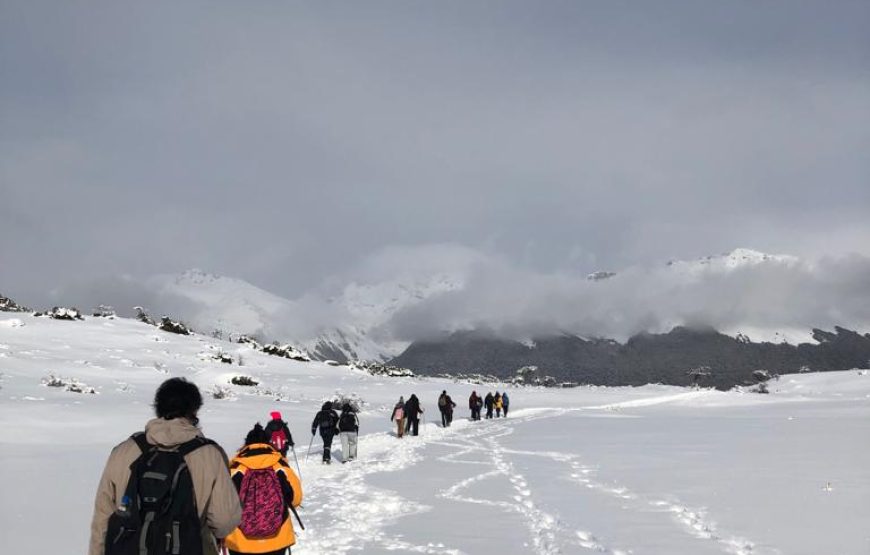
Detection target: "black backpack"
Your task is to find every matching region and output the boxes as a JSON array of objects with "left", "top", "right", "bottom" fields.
[
  {"left": 338, "top": 411, "right": 357, "bottom": 432},
  {"left": 105, "top": 433, "right": 217, "bottom": 555}
]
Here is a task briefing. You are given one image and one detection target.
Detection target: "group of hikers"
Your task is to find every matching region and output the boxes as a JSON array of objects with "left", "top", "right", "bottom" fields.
[
  {"left": 389, "top": 389, "right": 511, "bottom": 438},
  {"left": 468, "top": 390, "right": 510, "bottom": 420},
  {"left": 89, "top": 378, "right": 513, "bottom": 555}
]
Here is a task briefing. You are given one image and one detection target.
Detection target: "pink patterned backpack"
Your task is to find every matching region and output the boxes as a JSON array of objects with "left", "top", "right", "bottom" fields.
[{"left": 238, "top": 468, "right": 285, "bottom": 538}]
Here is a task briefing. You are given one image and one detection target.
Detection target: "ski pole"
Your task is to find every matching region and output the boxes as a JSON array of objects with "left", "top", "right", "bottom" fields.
[
  {"left": 305, "top": 434, "right": 315, "bottom": 462},
  {"left": 291, "top": 444, "right": 302, "bottom": 480}
]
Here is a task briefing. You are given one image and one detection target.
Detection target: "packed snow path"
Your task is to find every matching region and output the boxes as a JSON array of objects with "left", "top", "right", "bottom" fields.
[{"left": 293, "top": 406, "right": 774, "bottom": 555}]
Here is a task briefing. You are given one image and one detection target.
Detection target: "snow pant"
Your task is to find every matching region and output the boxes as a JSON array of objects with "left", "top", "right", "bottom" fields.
[
  {"left": 496, "top": 408, "right": 501, "bottom": 417},
  {"left": 321, "top": 431, "right": 335, "bottom": 462},
  {"left": 485, "top": 407, "right": 493, "bottom": 419},
  {"left": 503, "top": 406, "right": 509, "bottom": 417},
  {"left": 470, "top": 408, "right": 479, "bottom": 420},
  {"left": 340, "top": 431, "right": 358, "bottom": 461},
  {"left": 406, "top": 417, "right": 420, "bottom": 436},
  {"left": 440, "top": 409, "right": 448, "bottom": 427},
  {"left": 446, "top": 410, "right": 453, "bottom": 426},
  {"left": 395, "top": 417, "right": 405, "bottom": 438}
]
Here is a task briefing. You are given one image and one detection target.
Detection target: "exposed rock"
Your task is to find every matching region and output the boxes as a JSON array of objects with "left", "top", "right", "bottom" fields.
[
  {"left": 351, "top": 360, "right": 415, "bottom": 378},
  {"left": 262, "top": 343, "right": 311, "bottom": 362},
  {"left": 0, "top": 294, "right": 28, "bottom": 313},
  {"left": 47, "top": 307, "right": 84, "bottom": 321},
  {"left": 159, "top": 317, "right": 191, "bottom": 335}
]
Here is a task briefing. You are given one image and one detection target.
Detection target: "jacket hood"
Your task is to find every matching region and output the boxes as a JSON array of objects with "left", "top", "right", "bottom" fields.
[
  {"left": 232, "top": 443, "right": 283, "bottom": 470},
  {"left": 144, "top": 417, "right": 202, "bottom": 447}
]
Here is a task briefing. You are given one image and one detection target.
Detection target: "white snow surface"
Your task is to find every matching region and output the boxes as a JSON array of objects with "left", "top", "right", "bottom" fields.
[{"left": 1, "top": 314, "right": 869, "bottom": 554}]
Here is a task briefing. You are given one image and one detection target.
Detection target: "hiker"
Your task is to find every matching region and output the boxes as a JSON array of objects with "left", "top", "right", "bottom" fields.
[
  {"left": 225, "top": 423, "right": 303, "bottom": 555},
  {"left": 437, "top": 390, "right": 457, "bottom": 427},
  {"left": 338, "top": 403, "right": 360, "bottom": 463},
  {"left": 484, "top": 392, "right": 494, "bottom": 419},
  {"left": 502, "top": 391, "right": 510, "bottom": 417},
  {"left": 494, "top": 391, "right": 503, "bottom": 418},
  {"left": 264, "top": 410, "right": 294, "bottom": 457},
  {"left": 468, "top": 391, "right": 481, "bottom": 421},
  {"left": 311, "top": 401, "right": 339, "bottom": 464},
  {"left": 403, "top": 394, "right": 424, "bottom": 436},
  {"left": 89, "top": 377, "right": 241, "bottom": 555},
  {"left": 390, "top": 396, "right": 406, "bottom": 438}
]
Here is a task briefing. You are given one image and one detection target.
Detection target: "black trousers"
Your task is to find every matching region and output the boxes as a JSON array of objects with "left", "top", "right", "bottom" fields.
[
  {"left": 440, "top": 410, "right": 448, "bottom": 427},
  {"left": 321, "top": 432, "right": 334, "bottom": 462},
  {"left": 406, "top": 418, "right": 420, "bottom": 436},
  {"left": 486, "top": 407, "right": 493, "bottom": 419}
]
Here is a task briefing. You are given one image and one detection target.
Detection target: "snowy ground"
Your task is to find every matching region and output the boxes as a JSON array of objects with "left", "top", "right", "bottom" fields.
[{"left": 1, "top": 314, "right": 868, "bottom": 554}]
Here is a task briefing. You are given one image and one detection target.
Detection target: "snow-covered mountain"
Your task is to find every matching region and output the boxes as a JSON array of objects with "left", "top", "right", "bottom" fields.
[
  {"left": 146, "top": 269, "right": 298, "bottom": 339},
  {"left": 143, "top": 269, "right": 464, "bottom": 363},
  {"left": 664, "top": 247, "right": 800, "bottom": 276},
  {"left": 132, "top": 248, "right": 849, "bottom": 361}
]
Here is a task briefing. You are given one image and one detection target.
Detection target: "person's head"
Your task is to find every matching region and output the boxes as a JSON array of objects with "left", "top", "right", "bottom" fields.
[
  {"left": 270, "top": 411, "right": 282, "bottom": 421},
  {"left": 322, "top": 401, "right": 332, "bottom": 411},
  {"left": 153, "top": 377, "right": 202, "bottom": 424},
  {"left": 398, "top": 396, "right": 404, "bottom": 404},
  {"left": 244, "top": 423, "right": 269, "bottom": 445},
  {"left": 342, "top": 403, "right": 352, "bottom": 412},
  {"left": 442, "top": 390, "right": 446, "bottom": 395}
]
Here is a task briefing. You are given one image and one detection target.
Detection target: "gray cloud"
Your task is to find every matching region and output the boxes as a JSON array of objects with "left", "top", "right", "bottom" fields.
[{"left": 2, "top": 0, "right": 869, "bottom": 319}]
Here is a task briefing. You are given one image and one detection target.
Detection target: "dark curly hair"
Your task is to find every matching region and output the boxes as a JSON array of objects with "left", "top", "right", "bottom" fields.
[{"left": 153, "top": 377, "right": 203, "bottom": 422}]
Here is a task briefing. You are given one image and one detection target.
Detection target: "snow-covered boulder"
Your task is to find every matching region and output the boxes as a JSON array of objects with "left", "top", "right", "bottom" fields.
[
  {"left": 44, "top": 307, "right": 84, "bottom": 321},
  {"left": 262, "top": 343, "right": 311, "bottom": 362},
  {"left": 159, "top": 317, "right": 192, "bottom": 335},
  {"left": 0, "top": 294, "right": 28, "bottom": 313}
]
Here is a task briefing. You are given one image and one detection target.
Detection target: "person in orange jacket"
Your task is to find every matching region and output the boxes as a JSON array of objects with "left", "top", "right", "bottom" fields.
[{"left": 225, "top": 424, "right": 303, "bottom": 555}]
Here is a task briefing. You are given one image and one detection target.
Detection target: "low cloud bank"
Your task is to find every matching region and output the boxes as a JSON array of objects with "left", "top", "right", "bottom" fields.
[{"left": 36, "top": 245, "right": 870, "bottom": 344}]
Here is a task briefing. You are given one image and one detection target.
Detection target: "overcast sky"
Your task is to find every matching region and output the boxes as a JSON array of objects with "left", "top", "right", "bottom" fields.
[{"left": 2, "top": 1, "right": 869, "bottom": 312}]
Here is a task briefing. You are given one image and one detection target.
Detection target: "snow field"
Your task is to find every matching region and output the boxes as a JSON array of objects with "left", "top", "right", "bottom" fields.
[{"left": 1, "top": 314, "right": 869, "bottom": 554}]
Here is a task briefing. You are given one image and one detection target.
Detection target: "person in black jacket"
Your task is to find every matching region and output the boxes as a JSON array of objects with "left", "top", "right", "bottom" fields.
[
  {"left": 264, "top": 410, "right": 294, "bottom": 457},
  {"left": 337, "top": 403, "right": 359, "bottom": 463},
  {"left": 311, "top": 401, "right": 339, "bottom": 464},
  {"left": 437, "top": 390, "right": 457, "bottom": 427},
  {"left": 484, "top": 392, "right": 494, "bottom": 419},
  {"left": 469, "top": 391, "right": 482, "bottom": 421},
  {"left": 403, "top": 394, "right": 423, "bottom": 436}
]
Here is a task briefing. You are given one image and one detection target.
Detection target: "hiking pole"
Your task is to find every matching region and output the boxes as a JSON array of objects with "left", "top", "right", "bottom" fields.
[
  {"left": 305, "top": 434, "right": 315, "bottom": 462},
  {"left": 290, "top": 444, "right": 302, "bottom": 480}
]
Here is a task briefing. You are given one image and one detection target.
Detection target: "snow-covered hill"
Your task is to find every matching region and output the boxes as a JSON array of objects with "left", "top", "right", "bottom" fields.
[
  {"left": 143, "top": 269, "right": 463, "bottom": 363},
  {"left": 1, "top": 312, "right": 869, "bottom": 554},
  {"left": 147, "top": 269, "right": 298, "bottom": 338}
]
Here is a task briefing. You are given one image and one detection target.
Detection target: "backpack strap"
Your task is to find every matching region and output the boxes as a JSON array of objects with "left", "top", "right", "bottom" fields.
[
  {"left": 131, "top": 431, "right": 152, "bottom": 453},
  {"left": 176, "top": 436, "right": 218, "bottom": 458}
]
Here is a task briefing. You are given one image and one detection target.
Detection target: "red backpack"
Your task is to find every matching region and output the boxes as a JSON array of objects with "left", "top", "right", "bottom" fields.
[
  {"left": 238, "top": 468, "right": 286, "bottom": 538},
  {"left": 269, "top": 428, "right": 287, "bottom": 453}
]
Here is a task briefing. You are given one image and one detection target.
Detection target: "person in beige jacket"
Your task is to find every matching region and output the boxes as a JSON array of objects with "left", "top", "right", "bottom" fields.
[{"left": 89, "top": 378, "right": 241, "bottom": 555}]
